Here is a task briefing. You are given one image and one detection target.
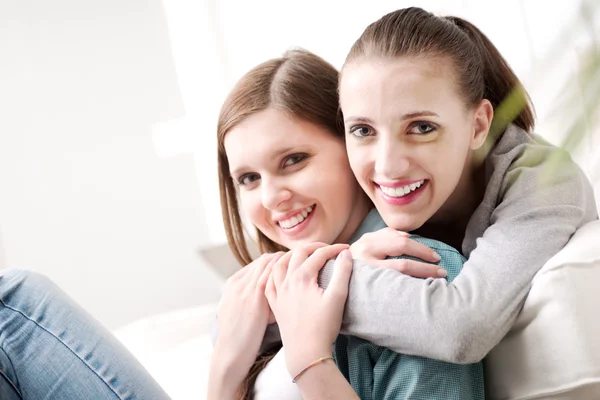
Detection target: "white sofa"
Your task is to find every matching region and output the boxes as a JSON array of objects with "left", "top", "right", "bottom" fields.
[
  {"left": 114, "top": 304, "right": 218, "bottom": 400},
  {"left": 485, "top": 218, "right": 600, "bottom": 399}
]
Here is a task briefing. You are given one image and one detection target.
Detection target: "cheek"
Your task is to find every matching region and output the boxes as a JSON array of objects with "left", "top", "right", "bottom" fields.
[
  {"left": 238, "top": 192, "right": 265, "bottom": 227},
  {"left": 346, "top": 143, "right": 370, "bottom": 179},
  {"left": 319, "top": 162, "right": 361, "bottom": 212},
  {"left": 428, "top": 142, "right": 469, "bottom": 194},
  {"left": 309, "top": 155, "right": 354, "bottom": 195}
]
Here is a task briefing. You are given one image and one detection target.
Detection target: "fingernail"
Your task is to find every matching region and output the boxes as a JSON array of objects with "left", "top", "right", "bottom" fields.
[
  {"left": 339, "top": 249, "right": 352, "bottom": 261},
  {"left": 398, "top": 231, "right": 409, "bottom": 237},
  {"left": 432, "top": 252, "right": 441, "bottom": 261},
  {"left": 437, "top": 269, "right": 447, "bottom": 278}
]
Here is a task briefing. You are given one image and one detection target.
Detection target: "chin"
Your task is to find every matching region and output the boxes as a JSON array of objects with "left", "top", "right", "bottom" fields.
[
  {"left": 282, "top": 235, "right": 324, "bottom": 250},
  {"left": 381, "top": 213, "right": 425, "bottom": 233},
  {"left": 281, "top": 239, "right": 303, "bottom": 250}
]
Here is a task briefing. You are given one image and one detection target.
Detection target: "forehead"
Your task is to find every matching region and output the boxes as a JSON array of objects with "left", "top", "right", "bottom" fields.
[
  {"left": 339, "top": 57, "right": 463, "bottom": 113},
  {"left": 224, "top": 108, "right": 339, "bottom": 171}
]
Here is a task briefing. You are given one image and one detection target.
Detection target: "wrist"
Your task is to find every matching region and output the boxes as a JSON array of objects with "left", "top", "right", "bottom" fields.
[
  {"left": 207, "top": 360, "right": 239, "bottom": 400},
  {"left": 209, "top": 348, "right": 246, "bottom": 395},
  {"left": 295, "top": 356, "right": 336, "bottom": 383},
  {"left": 292, "top": 355, "right": 334, "bottom": 383},
  {"left": 286, "top": 346, "right": 333, "bottom": 379},
  {"left": 293, "top": 358, "right": 358, "bottom": 399}
]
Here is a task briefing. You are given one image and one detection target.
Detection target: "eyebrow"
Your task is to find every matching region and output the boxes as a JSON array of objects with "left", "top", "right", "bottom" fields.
[
  {"left": 345, "top": 110, "right": 439, "bottom": 125},
  {"left": 229, "top": 146, "right": 296, "bottom": 177},
  {"left": 401, "top": 111, "right": 439, "bottom": 120},
  {"left": 271, "top": 146, "right": 296, "bottom": 159}
]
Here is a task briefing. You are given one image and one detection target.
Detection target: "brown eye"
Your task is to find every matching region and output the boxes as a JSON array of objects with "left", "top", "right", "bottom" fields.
[
  {"left": 238, "top": 173, "right": 260, "bottom": 186},
  {"left": 283, "top": 153, "right": 308, "bottom": 167},
  {"left": 349, "top": 125, "right": 374, "bottom": 139},
  {"left": 409, "top": 122, "right": 436, "bottom": 135}
]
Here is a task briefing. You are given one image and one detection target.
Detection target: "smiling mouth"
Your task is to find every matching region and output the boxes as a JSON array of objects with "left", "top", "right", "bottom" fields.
[
  {"left": 377, "top": 180, "right": 427, "bottom": 198},
  {"left": 278, "top": 205, "right": 315, "bottom": 229}
]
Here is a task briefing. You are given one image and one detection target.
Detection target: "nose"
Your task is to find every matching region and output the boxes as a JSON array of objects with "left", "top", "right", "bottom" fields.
[
  {"left": 374, "top": 136, "right": 410, "bottom": 179},
  {"left": 261, "top": 176, "right": 292, "bottom": 211}
]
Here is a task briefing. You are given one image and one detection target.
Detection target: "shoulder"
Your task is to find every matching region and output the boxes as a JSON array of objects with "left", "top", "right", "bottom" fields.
[
  {"left": 408, "top": 235, "right": 466, "bottom": 281},
  {"left": 491, "top": 125, "right": 576, "bottom": 178},
  {"left": 489, "top": 125, "right": 596, "bottom": 215},
  {"left": 409, "top": 235, "right": 464, "bottom": 261}
]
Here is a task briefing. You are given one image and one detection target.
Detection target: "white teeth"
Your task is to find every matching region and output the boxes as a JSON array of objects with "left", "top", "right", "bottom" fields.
[
  {"left": 278, "top": 205, "right": 314, "bottom": 229},
  {"left": 380, "top": 180, "right": 425, "bottom": 198}
]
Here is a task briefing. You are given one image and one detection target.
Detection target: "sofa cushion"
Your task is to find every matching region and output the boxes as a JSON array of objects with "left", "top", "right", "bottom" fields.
[{"left": 485, "top": 219, "right": 600, "bottom": 399}]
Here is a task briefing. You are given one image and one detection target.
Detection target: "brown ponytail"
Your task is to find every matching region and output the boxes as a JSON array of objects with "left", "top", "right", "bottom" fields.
[
  {"left": 444, "top": 16, "right": 535, "bottom": 136},
  {"left": 343, "top": 7, "right": 535, "bottom": 138}
]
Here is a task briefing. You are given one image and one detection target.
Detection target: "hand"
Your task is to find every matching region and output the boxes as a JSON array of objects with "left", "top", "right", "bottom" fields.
[
  {"left": 211, "top": 252, "right": 283, "bottom": 385},
  {"left": 265, "top": 243, "right": 352, "bottom": 378},
  {"left": 349, "top": 228, "right": 447, "bottom": 278}
]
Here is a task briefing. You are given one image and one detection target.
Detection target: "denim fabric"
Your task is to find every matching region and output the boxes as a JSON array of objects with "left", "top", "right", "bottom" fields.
[{"left": 0, "top": 269, "right": 171, "bottom": 400}]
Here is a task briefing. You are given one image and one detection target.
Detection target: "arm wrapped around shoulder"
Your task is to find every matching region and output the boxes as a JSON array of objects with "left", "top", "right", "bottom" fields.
[{"left": 319, "top": 138, "right": 597, "bottom": 363}]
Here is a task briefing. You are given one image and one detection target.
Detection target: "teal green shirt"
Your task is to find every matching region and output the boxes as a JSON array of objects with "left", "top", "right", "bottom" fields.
[{"left": 333, "top": 209, "right": 485, "bottom": 400}]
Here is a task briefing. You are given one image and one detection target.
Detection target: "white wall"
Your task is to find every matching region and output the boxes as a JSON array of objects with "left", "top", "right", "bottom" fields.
[
  {"left": 0, "top": 0, "right": 597, "bottom": 330},
  {"left": 0, "top": 0, "right": 223, "bottom": 329},
  {"left": 0, "top": 228, "right": 6, "bottom": 270}
]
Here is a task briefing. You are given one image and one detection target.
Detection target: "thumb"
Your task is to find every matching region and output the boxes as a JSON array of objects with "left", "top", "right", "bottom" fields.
[{"left": 324, "top": 249, "right": 353, "bottom": 301}]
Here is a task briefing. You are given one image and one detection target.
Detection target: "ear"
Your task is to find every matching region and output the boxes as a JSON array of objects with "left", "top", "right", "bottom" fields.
[{"left": 470, "top": 99, "right": 494, "bottom": 150}]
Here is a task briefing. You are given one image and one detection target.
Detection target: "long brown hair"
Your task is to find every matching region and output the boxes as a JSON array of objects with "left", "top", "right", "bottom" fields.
[
  {"left": 235, "top": 349, "right": 279, "bottom": 400},
  {"left": 217, "top": 49, "right": 344, "bottom": 267},
  {"left": 343, "top": 7, "right": 535, "bottom": 138},
  {"left": 216, "top": 49, "right": 345, "bottom": 399}
]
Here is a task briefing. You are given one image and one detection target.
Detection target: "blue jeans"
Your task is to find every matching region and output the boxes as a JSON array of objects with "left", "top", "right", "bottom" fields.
[{"left": 0, "top": 269, "right": 171, "bottom": 400}]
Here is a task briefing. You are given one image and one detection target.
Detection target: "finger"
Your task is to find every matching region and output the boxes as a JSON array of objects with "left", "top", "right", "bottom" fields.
[
  {"left": 297, "top": 244, "right": 349, "bottom": 282},
  {"left": 265, "top": 272, "right": 277, "bottom": 305},
  {"left": 250, "top": 253, "right": 275, "bottom": 282},
  {"left": 230, "top": 254, "right": 265, "bottom": 282},
  {"left": 324, "top": 249, "right": 353, "bottom": 301},
  {"left": 287, "top": 242, "right": 328, "bottom": 274},
  {"left": 351, "top": 228, "right": 408, "bottom": 256},
  {"left": 257, "top": 252, "right": 284, "bottom": 291},
  {"left": 370, "top": 258, "right": 448, "bottom": 278},
  {"left": 375, "top": 236, "right": 441, "bottom": 263},
  {"left": 242, "top": 253, "right": 272, "bottom": 279},
  {"left": 273, "top": 251, "right": 293, "bottom": 287},
  {"left": 225, "top": 267, "right": 245, "bottom": 285}
]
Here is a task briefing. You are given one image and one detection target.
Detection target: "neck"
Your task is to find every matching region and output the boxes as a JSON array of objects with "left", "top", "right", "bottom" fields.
[
  {"left": 335, "top": 192, "right": 372, "bottom": 244},
  {"left": 416, "top": 159, "right": 486, "bottom": 250}
]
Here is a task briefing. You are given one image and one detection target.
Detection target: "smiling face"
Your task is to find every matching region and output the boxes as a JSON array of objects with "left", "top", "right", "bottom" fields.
[
  {"left": 224, "top": 107, "right": 370, "bottom": 249},
  {"left": 340, "top": 57, "right": 492, "bottom": 231}
]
